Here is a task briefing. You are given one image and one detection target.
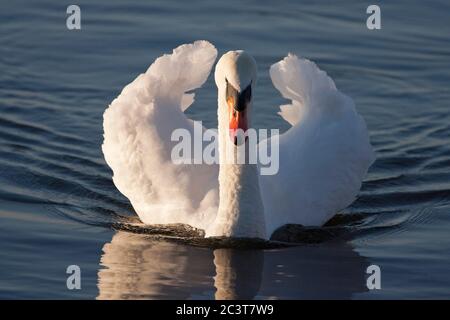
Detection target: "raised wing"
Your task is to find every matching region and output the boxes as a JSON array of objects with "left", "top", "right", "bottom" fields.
[
  {"left": 102, "top": 41, "right": 219, "bottom": 230},
  {"left": 259, "top": 54, "right": 375, "bottom": 236}
]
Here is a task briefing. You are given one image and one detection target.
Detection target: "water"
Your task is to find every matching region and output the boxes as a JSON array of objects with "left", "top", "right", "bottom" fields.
[{"left": 1, "top": 0, "right": 449, "bottom": 299}]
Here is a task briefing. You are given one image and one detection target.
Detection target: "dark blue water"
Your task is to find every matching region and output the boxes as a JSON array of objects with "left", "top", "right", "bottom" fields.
[{"left": 1, "top": 0, "right": 449, "bottom": 299}]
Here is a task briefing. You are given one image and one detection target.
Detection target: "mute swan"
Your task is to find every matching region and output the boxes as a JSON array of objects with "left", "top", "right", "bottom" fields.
[{"left": 102, "top": 40, "right": 375, "bottom": 240}]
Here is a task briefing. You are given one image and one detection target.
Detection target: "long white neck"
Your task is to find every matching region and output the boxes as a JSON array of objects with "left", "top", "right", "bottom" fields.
[{"left": 206, "top": 95, "right": 266, "bottom": 239}]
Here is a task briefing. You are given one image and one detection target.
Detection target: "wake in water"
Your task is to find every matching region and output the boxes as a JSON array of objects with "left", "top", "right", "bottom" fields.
[{"left": 109, "top": 213, "right": 366, "bottom": 249}]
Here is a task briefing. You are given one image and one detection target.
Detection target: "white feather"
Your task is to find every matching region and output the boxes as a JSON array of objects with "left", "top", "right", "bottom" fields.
[
  {"left": 102, "top": 41, "right": 219, "bottom": 230},
  {"left": 259, "top": 54, "right": 375, "bottom": 235}
]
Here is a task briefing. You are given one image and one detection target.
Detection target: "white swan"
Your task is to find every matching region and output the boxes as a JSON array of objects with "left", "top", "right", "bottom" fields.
[{"left": 102, "top": 40, "right": 375, "bottom": 240}]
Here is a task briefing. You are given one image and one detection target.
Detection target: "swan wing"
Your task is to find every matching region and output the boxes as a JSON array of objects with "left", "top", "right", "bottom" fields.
[
  {"left": 102, "top": 41, "right": 219, "bottom": 230},
  {"left": 259, "top": 54, "right": 375, "bottom": 236}
]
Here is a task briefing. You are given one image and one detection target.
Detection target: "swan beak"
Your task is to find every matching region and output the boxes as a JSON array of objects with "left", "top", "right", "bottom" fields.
[{"left": 228, "top": 98, "right": 248, "bottom": 146}]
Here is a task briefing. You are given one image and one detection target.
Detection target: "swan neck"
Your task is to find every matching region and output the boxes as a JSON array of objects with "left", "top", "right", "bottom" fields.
[{"left": 206, "top": 97, "right": 266, "bottom": 239}]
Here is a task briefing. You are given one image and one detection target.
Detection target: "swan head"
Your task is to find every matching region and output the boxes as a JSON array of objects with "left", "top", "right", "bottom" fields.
[{"left": 215, "top": 51, "right": 257, "bottom": 145}]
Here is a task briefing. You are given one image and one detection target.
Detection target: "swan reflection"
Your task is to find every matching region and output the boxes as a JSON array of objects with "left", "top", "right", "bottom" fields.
[
  {"left": 213, "top": 249, "right": 264, "bottom": 299},
  {"left": 97, "top": 231, "right": 368, "bottom": 299},
  {"left": 97, "top": 232, "right": 215, "bottom": 299}
]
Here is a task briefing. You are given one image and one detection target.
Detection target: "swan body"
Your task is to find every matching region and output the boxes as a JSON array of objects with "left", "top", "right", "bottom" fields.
[{"left": 102, "top": 41, "right": 375, "bottom": 239}]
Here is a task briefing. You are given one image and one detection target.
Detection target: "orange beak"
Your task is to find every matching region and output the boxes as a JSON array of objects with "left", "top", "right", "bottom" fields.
[{"left": 227, "top": 96, "right": 248, "bottom": 145}]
